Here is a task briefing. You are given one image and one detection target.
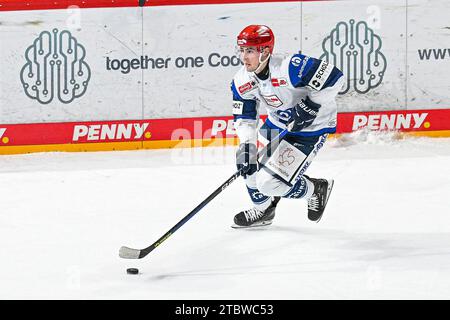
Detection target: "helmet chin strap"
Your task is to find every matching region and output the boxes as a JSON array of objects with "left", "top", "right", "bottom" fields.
[{"left": 253, "top": 51, "right": 271, "bottom": 74}]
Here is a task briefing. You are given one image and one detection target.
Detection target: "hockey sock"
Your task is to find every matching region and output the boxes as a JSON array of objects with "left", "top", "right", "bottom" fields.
[
  {"left": 246, "top": 186, "right": 272, "bottom": 211},
  {"left": 282, "top": 175, "right": 314, "bottom": 199}
]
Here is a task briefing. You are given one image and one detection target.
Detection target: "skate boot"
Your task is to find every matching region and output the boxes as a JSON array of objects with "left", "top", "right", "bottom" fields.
[
  {"left": 306, "top": 177, "right": 334, "bottom": 222},
  {"left": 232, "top": 197, "right": 280, "bottom": 228}
]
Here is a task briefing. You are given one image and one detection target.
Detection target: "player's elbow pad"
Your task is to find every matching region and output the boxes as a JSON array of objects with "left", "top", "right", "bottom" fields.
[{"left": 234, "top": 118, "right": 258, "bottom": 144}]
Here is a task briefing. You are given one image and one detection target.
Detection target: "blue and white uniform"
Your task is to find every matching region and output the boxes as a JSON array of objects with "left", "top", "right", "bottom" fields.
[{"left": 231, "top": 53, "right": 344, "bottom": 210}]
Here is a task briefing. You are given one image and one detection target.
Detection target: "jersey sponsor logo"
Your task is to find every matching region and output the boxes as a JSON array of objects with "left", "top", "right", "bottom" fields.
[
  {"left": 265, "top": 140, "right": 308, "bottom": 183},
  {"left": 312, "top": 135, "right": 327, "bottom": 157},
  {"left": 262, "top": 94, "right": 283, "bottom": 108},
  {"left": 232, "top": 101, "right": 244, "bottom": 115},
  {"left": 297, "top": 56, "right": 310, "bottom": 79},
  {"left": 271, "top": 78, "right": 288, "bottom": 87},
  {"left": 286, "top": 177, "right": 307, "bottom": 199},
  {"left": 352, "top": 113, "right": 428, "bottom": 131},
  {"left": 238, "top": 80, "right": 257, "bottom": 94},
  {"left": 297, "top": 161, "right": 311, "bottom": 178},
  {"left": 72, "top": 123, "right": 150, "bottom": 142},
  {"left": 308, "top": 60, "right": 334, "bottom": 91},
  {"left": 290, "top": 56, "right": 302, "bottom": 67},
  {"left": 278, "top": 148, "right": 296, "bottom": 167}
]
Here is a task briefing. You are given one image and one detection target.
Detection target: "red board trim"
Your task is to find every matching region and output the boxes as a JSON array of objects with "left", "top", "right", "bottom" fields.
[
  {"left": 0, "top": 0, "right": 325, "bottom": 12},
  {"left": 0, "top": 109, "right": 449, "bottom": 149}
]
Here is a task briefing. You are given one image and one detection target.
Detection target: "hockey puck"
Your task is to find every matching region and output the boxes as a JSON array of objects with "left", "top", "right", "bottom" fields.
[{"left": 126, "top": 268, "right": 139, "bottom": 275}]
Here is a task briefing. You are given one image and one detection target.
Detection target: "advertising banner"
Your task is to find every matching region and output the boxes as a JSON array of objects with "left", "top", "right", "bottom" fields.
[
  {"left": 141, "top": 2, "right": 301, "bottom": 119},
  {"left": 1, "top": 108, "right": 449, "bottom": 154},
  {"left": 0, "top": 0, "right": 449, "bottom": 154},
  {"left": 0, "top": 7, "right": 144, "bottom": 124},
  {"left": 302, "top": 0, "right": 407, "bottom": 112},
  {"left": 407, "top": 0, "right": 450, "bottom": 110}
]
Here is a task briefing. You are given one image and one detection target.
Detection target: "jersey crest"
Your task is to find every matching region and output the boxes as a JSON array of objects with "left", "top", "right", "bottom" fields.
[{"left": 262, "top": 94, "right": 283, "bottom": 108}]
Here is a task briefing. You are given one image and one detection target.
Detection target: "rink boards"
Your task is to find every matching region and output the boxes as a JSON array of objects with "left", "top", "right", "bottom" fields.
[
  {"left": 1, "top": 108, "right": 449, "bottom": 154},
  {"left": 0, "top": 0, "right": 449, "bottom": 154}
]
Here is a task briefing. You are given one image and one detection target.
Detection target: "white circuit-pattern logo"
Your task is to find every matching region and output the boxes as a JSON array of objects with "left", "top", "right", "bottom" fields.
[
  {"left": 20, "top": 29, "right": 91, "bottom": 104},
  {"left": 320, "top": 19, "right": 387, "bottom": 94}
]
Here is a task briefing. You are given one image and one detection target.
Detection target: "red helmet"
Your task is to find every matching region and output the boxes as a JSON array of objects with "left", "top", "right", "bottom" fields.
[{"left": 237, "top": 25, "right": 275, "bottom": 54}]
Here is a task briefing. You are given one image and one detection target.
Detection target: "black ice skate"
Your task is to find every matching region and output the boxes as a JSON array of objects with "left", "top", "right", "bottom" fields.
[
  {"left": 232, "top": 197, "right": 280, "bottom": 228},
  {"left": 306, "top": 177, "right": 334, "bottom": 222}
]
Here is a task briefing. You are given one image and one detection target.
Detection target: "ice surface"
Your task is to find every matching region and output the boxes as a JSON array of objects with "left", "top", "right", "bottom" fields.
[{"left": 1, "top": 133, "right": 450, "bottom": 299}]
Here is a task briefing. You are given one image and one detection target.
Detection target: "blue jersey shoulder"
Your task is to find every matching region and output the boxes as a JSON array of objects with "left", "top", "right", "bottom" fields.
[
  {"left": 287, "top": 53, "right": 343, "bottom": 91},
  {"left": 287, "top": 53, "right": 318, "bottom": 88}
]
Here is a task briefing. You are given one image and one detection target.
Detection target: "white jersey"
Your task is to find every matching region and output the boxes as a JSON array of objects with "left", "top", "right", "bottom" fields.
[{"left": 231, "top": 53, "right": 344, "bottom": 144}]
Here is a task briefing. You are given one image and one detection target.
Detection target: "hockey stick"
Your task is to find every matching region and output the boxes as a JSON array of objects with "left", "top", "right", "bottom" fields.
[{"left": 119, "top": 129, "right": 288, "bottom": 259}]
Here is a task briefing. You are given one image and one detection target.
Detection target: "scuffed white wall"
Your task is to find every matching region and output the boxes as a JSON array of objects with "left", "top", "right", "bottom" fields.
[{"left": 0, "top": 0, "right": 449, "bottom": 125}]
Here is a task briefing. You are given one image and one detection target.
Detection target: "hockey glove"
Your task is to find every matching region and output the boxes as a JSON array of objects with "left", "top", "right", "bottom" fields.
[
  {"left": 236, "top": 143, "right": 258, "bottom": 178},
  {"left": 288, "top": 97, "right": 321, "bottom": 132}
]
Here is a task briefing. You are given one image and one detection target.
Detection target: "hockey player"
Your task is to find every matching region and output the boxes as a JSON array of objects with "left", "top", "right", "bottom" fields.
[{"left": 231, "top": 25, "right": 344, "bottom": 228}]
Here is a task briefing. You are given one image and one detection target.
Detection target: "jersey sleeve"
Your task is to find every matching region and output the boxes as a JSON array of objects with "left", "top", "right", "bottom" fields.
[
  {"left": 230, "top": 79, "right": 258, "bottom": 144},
  {"left": 287, "top": 54, "right": 343, "bottom": 92},
  {"left": 230, "top": 80, "right": 258, "bottom": 121}
]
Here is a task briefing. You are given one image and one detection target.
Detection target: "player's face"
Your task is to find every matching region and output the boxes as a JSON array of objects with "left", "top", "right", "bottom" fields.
[{"left": 238, "top": 46, "right": 261, "bottom": 72}]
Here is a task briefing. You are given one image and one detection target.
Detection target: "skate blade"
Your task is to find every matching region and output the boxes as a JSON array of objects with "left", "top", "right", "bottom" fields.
[
  {"left": 313, "top": 179, "right": 334, "bottom": 223},
  {"left": 231, "top": 220, "right": 273, "bottom": 229},
  {"left": 314, "top": 179, "right": 334, "bottom": 223},
  {"left": 324, "top": 179, "right": 334, "bottom": 206}
]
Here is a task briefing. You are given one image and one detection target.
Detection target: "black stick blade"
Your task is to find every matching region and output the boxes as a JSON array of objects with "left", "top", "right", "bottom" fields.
[{"left": 119, "top": 246, "right": 142, "bottom": 259}]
